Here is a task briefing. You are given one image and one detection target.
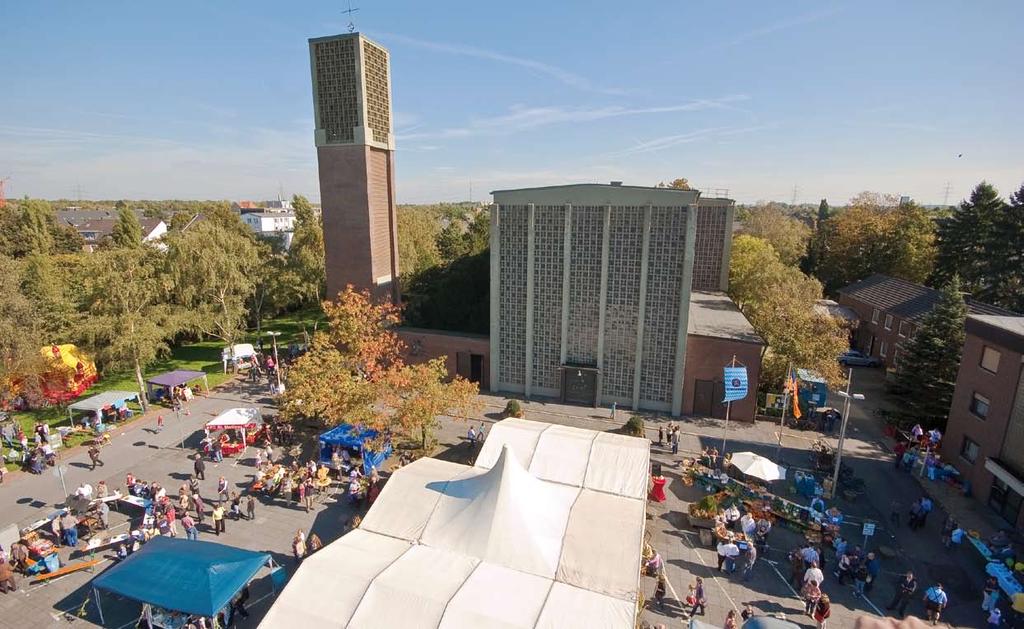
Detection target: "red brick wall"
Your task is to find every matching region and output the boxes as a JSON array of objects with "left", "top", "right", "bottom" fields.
[
  {"left": 836, "top": 294, "right": 913, "bottom": 368},
  {"left": 396, "top": 328, "right": 490, "bottom": 388},
  {"left": 941, "top": 332, "right": 1022, "bottom": 506},
  {"left": 681, "top": 335, "right": 762, "bottom": 422}
]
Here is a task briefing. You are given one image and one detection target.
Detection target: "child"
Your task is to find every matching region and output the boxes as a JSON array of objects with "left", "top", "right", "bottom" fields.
[
  {"left": 988, "top": 608, "right": 1002, "bottom": 629},
  {"left": 653, "top": 575, "right": 667, "bottom": 610},
  {"left": 741, "top": 605, "right": 755, "bottom": 622}
]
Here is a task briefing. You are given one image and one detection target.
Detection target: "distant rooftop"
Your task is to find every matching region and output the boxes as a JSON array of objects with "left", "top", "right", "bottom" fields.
[
  {"left": 687, "top": 291, "right": 763, "bottom": 345},
  {"left": 838, "top": 274, "right": 1016, "bottom": 323},
  {"left": 57, "top": 208, "right": 145, "bottom": 226},
  {"left": 75, "top": 217, "right": 164, "bottom": 242}
]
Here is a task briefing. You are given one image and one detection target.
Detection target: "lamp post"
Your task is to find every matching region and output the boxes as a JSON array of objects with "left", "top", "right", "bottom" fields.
[
  {"left": 266, "top": 331, "right": 282, "bottom": 393},
  {"left": 830, "top": 368, "right": 865, "bottom": 498}
]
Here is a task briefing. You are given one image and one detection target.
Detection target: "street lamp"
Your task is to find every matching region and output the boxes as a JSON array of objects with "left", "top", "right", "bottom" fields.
[
  {"left": 829, "top": 368, "right": 865, "bottom": 499},
  {"left": 265, "top": 331, "right": 282, "bottom": 393}
]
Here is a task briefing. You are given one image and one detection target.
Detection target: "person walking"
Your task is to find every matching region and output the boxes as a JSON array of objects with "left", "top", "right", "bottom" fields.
[
  {"left": 670, "top": 428, "right": 679, "bottom": 455},
  {"left": 689, "top": 577, "right": 706, "bottom": 616},
  {"left": 865, "top": 552, "right": 881, "bottom": 593},
  {"left": 804, "top": 561, "right": 824, "bottom": 587},
  {"left": 887, "top": 571, "right": 918, "bottom": 618},
  {"left": 803, "top": 580, "right": 821, "bottom": 615},
  {"left": 919, "top": 497, "right": 933, "bottom": 527},
  {"left": 212, "top": 504, "right": 226, "bottom": 536},
  {"left": 303, "top": 479, "right": 315, "bottom": 512},
  {"left": 156, "top": 414, "right": 164, "bottom": 433},
  {"left": 88, "top": 445, "right": 104, "bottom": 470},
  {"left": 245, "top": 495, "right": 256, "bottom": 522},
  {"left": 922, "top": 582, "right": 947, "bottom": 626},
  {"left": 653, "top": 574, "right": 667, "bottom": 611},
  {"left": 97, "top": 501, "right": 110, "bottom": 530},
  {"left": 194, "top": 494, "right": 206, "bottom": 526},
  {"left": 298, "top": 480, "right": 308, "bottom": 512},
  {"left": 229, "top": 492, "right": 242, "bottom": 520},
  {"left": 213, "top": 440, "right": 223, "bottom": 463},
  {"left": 657, "top": 426, "right": 665, "bottom": 447},
  {"left": 741, "top": 542, "right": 758, "bottom": 582},
  {"left": 194, "top": 454, "right": 206, "bottom": 481},
  {"left": 292, "top": 529, "right": 306, "bottom": 562},
  {"left": 908, "top": 499, "right": 923, "bottom": 530},
  {"left": 813, "top": 594, "right": 832, "bottom": 629},
  {"left": 724, "top": 609, "right": 737, "bottom": 629},
  {"left": 217, "top": 476, "right": 229, "bottom": 504},
  {"left": 789, "top": 548, "right": 806, "bottom": 590},
  {"left": 853, "top": 560, "right": 869, "bottom": 598},
  {"left": 182, "top": 513, "right": 198, "bottom": 540},
  {"left": 982, "top": 577, "right": 1000, "bottom": 613}
]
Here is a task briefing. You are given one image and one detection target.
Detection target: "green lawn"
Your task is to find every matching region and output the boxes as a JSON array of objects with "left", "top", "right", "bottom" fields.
[{"left": 4, "top": 308, "right": 325, "bottom": 469}]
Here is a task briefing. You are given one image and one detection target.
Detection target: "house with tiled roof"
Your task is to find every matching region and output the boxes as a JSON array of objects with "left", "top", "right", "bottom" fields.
[{"left": 837, "top": 274, "right": 1016, "bottom": 369}]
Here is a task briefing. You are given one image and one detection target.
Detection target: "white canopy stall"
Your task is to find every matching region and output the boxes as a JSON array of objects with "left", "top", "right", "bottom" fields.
[
  {"left": 259, "top": 418, "right": 649, "bottom": 629},
  {"left": 205, "top": 407, "right": 263, "bottom": 456},
  {"left": 221, "top": 343, "right": 257, "bottom": 373}
]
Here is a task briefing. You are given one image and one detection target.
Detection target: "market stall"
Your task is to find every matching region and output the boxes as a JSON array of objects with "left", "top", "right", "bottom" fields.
[
  {"left": 92, "top": 536, "right": 278, "bottom": 627},
  {"left": 205, "top": 408, "right": 264, "bottom": 456},
  {"left": 318, "top": 423, "right": 392, "bottom": 475},
  {"left": 145, "top": 370, "right": 209, "bottom": 405},
  {"left": 67, "top": 391, "right": 141, "bottom": 429},
  {"left": 221, "top": 343, "right": 257, "bottom": 373}
]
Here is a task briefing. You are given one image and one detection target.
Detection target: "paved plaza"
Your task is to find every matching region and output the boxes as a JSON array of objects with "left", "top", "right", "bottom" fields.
[{"left": 0, "top": 368, "right": 999, "bottom": 628}]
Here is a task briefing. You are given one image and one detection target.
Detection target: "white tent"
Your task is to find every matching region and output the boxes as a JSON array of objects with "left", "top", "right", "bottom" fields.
[
  {"left": 205, "top": 408, "right": 262, "bottom": 445},
  {"left": 221, "top": 343, "right": 257, "bottom": 372},
  {"left": 260, "top": 418, "right": 649, "bottom": 629},
  {"left": 67, "top": 390, "right": 140, "bottom": 426}
]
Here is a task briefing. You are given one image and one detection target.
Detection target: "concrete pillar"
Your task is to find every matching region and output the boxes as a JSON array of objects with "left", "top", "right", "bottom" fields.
[
  {"left": 596, "top": 205, "right": 612, "bottom": 405},
  {"left": 489, "top": 205, "right": 501, "bottom": 392},
  {"left": 559, "top": 204, "right": 573, "bottom": 365},
  {"left": 524, "top": 203, "right": 536, "bottom": 398},
  {"left": 632, "top": 205, "right": 653, "bottom": 410},
  {"left": 671, "top": 204, "right": 699, "bottom": 416}
]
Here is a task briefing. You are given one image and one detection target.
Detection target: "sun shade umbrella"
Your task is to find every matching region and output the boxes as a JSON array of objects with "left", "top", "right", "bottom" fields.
[{"left": 730, "top": 451, "right": 787, "bottom": 481}]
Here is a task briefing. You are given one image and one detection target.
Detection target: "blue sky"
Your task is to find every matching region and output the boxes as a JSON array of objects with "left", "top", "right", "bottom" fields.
[{"left": 1, "top": 1, "right": 1022, "bottom": 204}]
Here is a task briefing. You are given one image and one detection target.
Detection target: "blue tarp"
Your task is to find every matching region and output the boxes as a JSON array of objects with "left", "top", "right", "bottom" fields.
[
  {"left": 92, "top": 536, "right": 269, "bottom": 617},
  {"left": 319, "top": 423, "right": 393, "bottom": 475}
]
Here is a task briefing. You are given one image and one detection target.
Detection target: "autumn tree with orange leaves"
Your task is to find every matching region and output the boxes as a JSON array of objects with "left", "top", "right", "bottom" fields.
[{"left": 280, "top": 286, "right": 479, "bottom": 451}]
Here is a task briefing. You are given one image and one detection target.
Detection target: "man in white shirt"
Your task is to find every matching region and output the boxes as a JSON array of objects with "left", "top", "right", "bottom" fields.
[
  {"left": 724, "top": 505, "right": 741, "bottom": 530},
  {"left": 804, "top": 561, "right": 824, "bottom": 586},
  {"left": 717, "top": 540, "right": 740, "bottom": 573},
  {"left": 74, "top": 482, "right": 94, "bottom": 500}
]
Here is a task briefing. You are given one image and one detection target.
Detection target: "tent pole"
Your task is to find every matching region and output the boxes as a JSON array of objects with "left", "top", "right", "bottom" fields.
[{"left": 93, "top": 587, "right": 104, "bottom": 625}]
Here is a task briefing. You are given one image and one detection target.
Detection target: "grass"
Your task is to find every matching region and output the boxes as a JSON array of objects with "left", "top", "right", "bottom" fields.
[{"left": 4, "top": 308, "right": 325, "bottom": 470}]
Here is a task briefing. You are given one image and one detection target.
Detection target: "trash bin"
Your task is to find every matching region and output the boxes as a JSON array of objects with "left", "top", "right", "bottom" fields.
[{"left": 698, "top": 528, "right": 714, "bottom": 547}]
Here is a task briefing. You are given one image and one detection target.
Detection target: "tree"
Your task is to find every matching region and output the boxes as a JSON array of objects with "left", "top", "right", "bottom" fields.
[
  {"left": 13, "top": 199, "right": 54, "bottom": 257},
  {"left": 403, "top": 250, "right": 489, "bottom": 333},
  {"left": 729, "top": 235, "right": 848, "bottom": 389},
  {"left": 816, "top": 199, "right": 831, "bottom": 223},
  {"left": 814, "top": 196, "right": 936, "bottom": 293},
  {"left": 20, "top": 253, "right": 84, "bottom": 341},
  {"left": 891, "top": 277, "right": 967, "bottom": 429},
  {"left": 738, "top": 205, "right": 812, "bottom": 266},
  {"left": 286, "top": 194, "right": 326, "bottom": 306},
  {"left": 932, "top": 181, "right": 1003, "bottom": 294},
  {"left": 79, "top": 249, "right": 182, "bottom": 411},
  {"left": 657, "top": 178, "right": 693, "bottom": 190},
  {"left": 165, "top": 219, "right": 260, "bottom": 347},
  {"left": 801, "top": 199, "right": 831, "bottom": 274},
  {"left": 397, "top": 206, "right": 442, "bottom": 277},
  {"left": 385, "top": 358, "right": 480, "bottom": 449},
  {"left": 111, "top": 205, "right": 143, "bottom": 248},
  {"left": 0, "top": 255, "right": 49, "bottom": 406},
  {"left": 987, "top": 183, "right": 1024, "bottom": 312}
]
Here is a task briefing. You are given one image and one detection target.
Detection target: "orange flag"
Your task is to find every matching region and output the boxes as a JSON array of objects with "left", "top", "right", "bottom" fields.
[{"left": 787, "top": 371, "right": 802, "bottom": 419}]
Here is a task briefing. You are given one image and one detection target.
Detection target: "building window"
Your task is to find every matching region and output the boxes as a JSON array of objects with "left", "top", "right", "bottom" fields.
[
  {"left": 898, "top": 320, "right": 909, "bottom": 337},
  {"left": 884, "top": 314, "right": 893, "bottom": 330},
  {"left": 879, "top": 341, "right": 888, "bottom": 358},
  {"left": 970, "top": 392, "right": 991, "bottom": 419},
  {"left": 871, "top": 308, "right": 880, "bottom": 324},
  {"left": 989, "top": 477, "right": 1024, "bottom": 525},
  {"left": 960, "top": 437, "right": 980, "bottom": 463},
  {"left": 981, "top": 346, "right": 1001, "bottom": 374}
]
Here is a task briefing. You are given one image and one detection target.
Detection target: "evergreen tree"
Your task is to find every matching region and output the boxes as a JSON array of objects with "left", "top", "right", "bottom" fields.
[
  {"left": 817, "top": 198, "right": 830, "bottom": 223},
  {"left": 986, "top": 183, "right": 1024, "bottom": 312},
  {"left": 111, "top": 205, "right": 143, "bottom": 247},
  {"left": 892, "top": 277, "right": 967, "bottom": 429},
  {"left": 286, "top": 194, "right": 326, "bottom": 305},
  {"left": 932, "top": 182, "right": 1004, "bottom": 294},
  {"left": 14, "top": 199, "right": 54, "bottom": 257}
]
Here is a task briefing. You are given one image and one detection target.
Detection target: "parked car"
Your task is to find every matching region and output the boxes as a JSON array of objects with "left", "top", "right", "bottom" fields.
[{"left": 838, "top": 350, "right": 880, "bottom": 367}]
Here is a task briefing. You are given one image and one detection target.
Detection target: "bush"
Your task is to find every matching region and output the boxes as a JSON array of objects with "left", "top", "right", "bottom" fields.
[
  {"left": 503, "top": 399, "right": 523, "bottom": 418},
  {"left": 624, "top": 415, "right": 645, "bottom": 437}
]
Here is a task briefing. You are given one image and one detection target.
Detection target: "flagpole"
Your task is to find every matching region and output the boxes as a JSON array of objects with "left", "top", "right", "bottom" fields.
[
  {"left": 721, "top": 355, "right": 737, "bottom": 456},
  {"left": 775, "top": 362, "right": 791, "bottom": 461}
]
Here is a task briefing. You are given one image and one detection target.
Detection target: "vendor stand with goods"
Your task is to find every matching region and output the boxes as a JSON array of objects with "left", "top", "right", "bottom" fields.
[
  {"left": 145, "top": 370, "right": 209, "bottom": 406},
  {"left": 318, "top": 422, "right": 393, "bottom": 476},
  {"left": 221, "top": 343, "right": 258, "bottom": 373},
  {"left": 204, "top": 408, "right": 265, "bottom": 457},
  {"left": 66, "top": 390, "right": 142, "bottom": 431},
  {"left": 91, "top": 536, "right": 279, "bottom": 628}
]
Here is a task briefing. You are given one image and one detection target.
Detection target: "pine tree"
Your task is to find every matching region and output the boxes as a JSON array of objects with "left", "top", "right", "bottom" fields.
[
  {"left": 933, "top": 182, "right": 1004, "bottom": 294},
  {"left": 986, "top": 183, "right": 1024, "bottom": 312},
  {"left": 892, "top": 277, "right": 967, "bottom": 429},
  {"left": 111, "top": 205, "right": 143, "bottom": 248},
  {"left": 817, "top": 198, "right": 830, "bottom": 223}
]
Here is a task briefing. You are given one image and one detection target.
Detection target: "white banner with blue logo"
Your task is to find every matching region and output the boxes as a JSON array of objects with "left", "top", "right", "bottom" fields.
[{"left": 723, "top": 366, "right": 748, "bottom": 402}]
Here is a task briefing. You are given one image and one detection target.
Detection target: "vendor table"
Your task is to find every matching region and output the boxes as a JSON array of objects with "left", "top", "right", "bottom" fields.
[{"left": 987, "top": 562, "right": 1024, "bottom": 597}]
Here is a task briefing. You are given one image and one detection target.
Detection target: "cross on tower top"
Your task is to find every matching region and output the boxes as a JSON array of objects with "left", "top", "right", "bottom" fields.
[{"left": 342, "top": 1, "right": 360, "bottom": 33}]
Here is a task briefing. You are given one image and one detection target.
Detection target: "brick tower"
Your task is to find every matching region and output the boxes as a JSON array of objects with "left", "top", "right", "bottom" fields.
[{"left": 309, "top": 33, "right": 400, "bottom": 304}]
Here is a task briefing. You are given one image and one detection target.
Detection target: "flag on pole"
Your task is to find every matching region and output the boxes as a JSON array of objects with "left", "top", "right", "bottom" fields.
[
  {"left": 786, "top": 369, "right": 802, "bottom": 418},
  {"left": 723, "top": 366, "right": 749, "bottom": 402}
]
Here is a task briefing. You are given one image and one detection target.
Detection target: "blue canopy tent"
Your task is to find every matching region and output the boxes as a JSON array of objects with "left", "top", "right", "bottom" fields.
[
  {"left": 319, "top": 423, "right": 393, "bottom": 475},
  {"left": 91, "top": 536, "right": 275, "bottom": 625}
]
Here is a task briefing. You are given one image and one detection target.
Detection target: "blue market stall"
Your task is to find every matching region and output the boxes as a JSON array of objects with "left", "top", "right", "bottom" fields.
[
  {"left": 319, "top": 423, "right": 392, "bottom": 475},
  {"left": 91, "top": 536, "right": 278, "bottom": 627}
]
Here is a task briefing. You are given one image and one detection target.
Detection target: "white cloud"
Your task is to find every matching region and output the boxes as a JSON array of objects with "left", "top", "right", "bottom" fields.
[
  {"left": 716, "top": 7, "right": 843, "bottom": 49},
  {"left": 397, "top": 96, "right": 750, "bottom": 142},
  {"left": 373, "top": 32, "right": 626, "bottom": 95},
  {"left": 607, "top": 124, "right": 772, "bottom": 157}
]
